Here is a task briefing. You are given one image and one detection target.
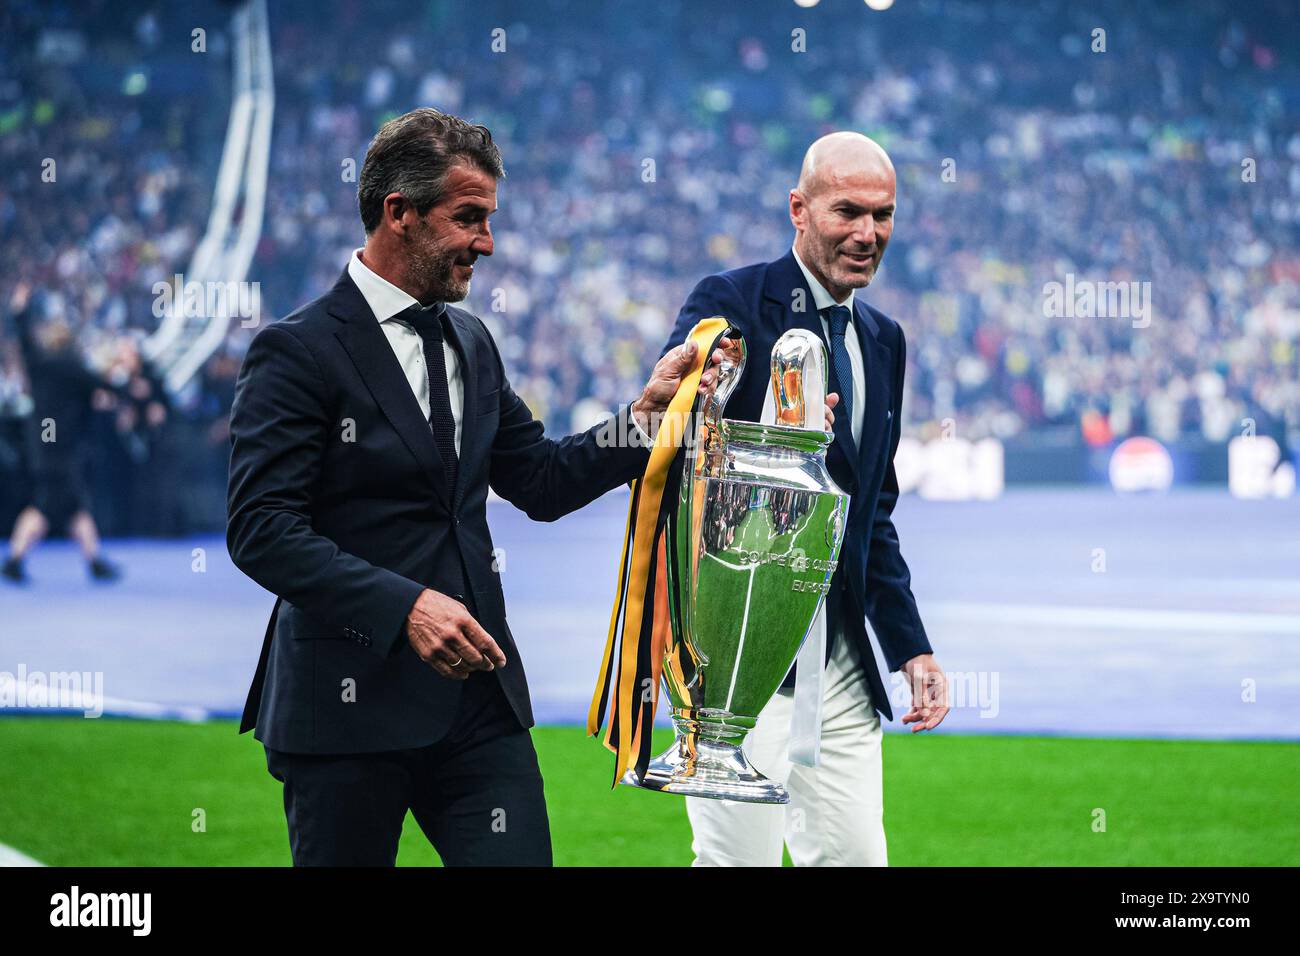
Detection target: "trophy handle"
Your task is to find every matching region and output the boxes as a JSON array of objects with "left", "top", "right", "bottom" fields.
[
  {"left": 770, "top": 329, "right": 828, "bottom": 431},
  {"left": 692, "top": 324, "right": 745, "bottom": 481},
  {"left": 701, "top": 326, "right": 746, "bottom": 430}
]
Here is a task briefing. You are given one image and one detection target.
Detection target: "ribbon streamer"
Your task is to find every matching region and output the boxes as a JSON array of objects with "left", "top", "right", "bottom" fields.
[{"left": 588, "top": 317, "right": 732, "bottom": 786}]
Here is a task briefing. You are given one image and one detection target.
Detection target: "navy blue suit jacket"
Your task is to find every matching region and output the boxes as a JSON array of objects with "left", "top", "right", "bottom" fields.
[
  {"left": 660, "top": 250, "right": 932, "bottom": 720},
  {"left": 228, "top": 268, "right": 651, "bottom": 753}
]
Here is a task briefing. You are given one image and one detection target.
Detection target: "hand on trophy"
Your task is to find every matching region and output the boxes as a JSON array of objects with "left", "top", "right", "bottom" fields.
[{"left": 631, "top": 338, "right": 730, "bottom": 440}]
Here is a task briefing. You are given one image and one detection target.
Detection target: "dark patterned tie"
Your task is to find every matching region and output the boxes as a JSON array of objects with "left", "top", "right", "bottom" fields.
[
  {"left": 826, "top": 304, "right": 856, "bottom": 454},
  {"left": 403, "top": 304, "right": 458, "bottom": 491}
]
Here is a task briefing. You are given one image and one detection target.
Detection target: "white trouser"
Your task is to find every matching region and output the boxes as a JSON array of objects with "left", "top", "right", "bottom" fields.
[{"left": 686, "top": 632, "right": 886, "bottom": 866}]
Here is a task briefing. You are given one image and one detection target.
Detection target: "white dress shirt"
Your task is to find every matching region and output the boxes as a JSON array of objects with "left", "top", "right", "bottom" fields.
[
  {"left": 348, "top": 249, "right": 463, "bottom": 454},
  {"left": 792, "top": 245, "right": 865, "bottom": 449},
  {"left": 777, "top": 246, "right": 870, "bottom": 768}
]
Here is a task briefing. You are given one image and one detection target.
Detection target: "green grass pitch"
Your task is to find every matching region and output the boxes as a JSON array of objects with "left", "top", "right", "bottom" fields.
[{"left": 0, "top": 717, "right": 1295, "bottom": 866}]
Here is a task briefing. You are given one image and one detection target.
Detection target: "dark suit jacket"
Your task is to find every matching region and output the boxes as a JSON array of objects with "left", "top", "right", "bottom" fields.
[
  {"left": 660, "top": 250, "right": 932, "bottom": 720},
  {"left": 228, "top": 268, "right": 650, "bottom": 754}
]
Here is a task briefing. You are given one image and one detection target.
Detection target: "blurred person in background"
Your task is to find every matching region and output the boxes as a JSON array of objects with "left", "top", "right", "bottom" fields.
[
  {"left": 97, "top": 336, "right": 174, "bottom": 535},
  {"left": 2, "top": 282, "right": 121, "bottom": 584}
]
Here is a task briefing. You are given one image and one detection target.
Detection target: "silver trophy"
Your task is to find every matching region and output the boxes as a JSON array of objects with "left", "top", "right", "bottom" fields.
[{"left": 623, "top": 327, "right": 850, "bottom": 804}]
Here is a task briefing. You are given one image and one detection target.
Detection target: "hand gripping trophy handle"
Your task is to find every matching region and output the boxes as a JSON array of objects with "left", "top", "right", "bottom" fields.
[{"left": 623, "top": 326, "right": 850, "bottom": 803}]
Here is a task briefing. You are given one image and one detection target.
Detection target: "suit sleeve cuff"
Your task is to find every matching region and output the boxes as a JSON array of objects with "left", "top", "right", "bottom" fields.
[
  {"left": 366, "top": 574, "right": 428, "bottom": 659},
  {"left": 630, "top": 410, "right": 654, "bottom": 448}
]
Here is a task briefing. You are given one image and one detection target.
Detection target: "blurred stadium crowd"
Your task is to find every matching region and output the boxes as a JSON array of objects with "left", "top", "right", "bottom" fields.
[{"left": 1, "top": 0, "right": 1297, "bottom": 537}]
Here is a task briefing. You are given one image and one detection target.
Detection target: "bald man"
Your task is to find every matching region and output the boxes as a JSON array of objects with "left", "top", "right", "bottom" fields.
[{"left": 658, "top": 132, "right": 949, "bottom": 866}]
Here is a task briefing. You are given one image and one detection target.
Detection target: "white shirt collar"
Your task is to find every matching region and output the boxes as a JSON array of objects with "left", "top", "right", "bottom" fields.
[
  {"left": 348, "top": 248, "right": 442, "bottom": 323},
  {"left": 792, "top": 244, "right": 855, "bottom": 313}
]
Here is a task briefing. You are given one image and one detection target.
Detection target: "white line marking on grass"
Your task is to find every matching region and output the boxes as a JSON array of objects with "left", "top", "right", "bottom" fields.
[
  {"left": 0, "top": 843, "right": 45, "bottom": 867},
  {"left": 928, "top": 602, "right": 1300, "bottom": 634},
  {"left": 0, "top": 672, "right": 210, "bottom": 721}
]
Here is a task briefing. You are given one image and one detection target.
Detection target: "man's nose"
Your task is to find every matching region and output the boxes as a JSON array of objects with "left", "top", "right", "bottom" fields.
[
  {"left": 473, "top": 223, "right": 494, "bottom": 257},
  {"left": 851, "top": 215, "right": 877, "bottom": 248}
]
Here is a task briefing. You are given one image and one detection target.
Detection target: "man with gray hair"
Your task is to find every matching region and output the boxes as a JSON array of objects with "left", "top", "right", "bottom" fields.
[
  {"left": 228, "top": 108, "right": 724, "bottom": 866},
  {"left": 659, "top": 132, "right": 950, "bottom": 866}
]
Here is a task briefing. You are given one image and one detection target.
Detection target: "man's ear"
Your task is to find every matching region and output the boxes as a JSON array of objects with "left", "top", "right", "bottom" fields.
[
  {"left": 789, "top": 188, "right": 805, "bottom": 230},
  {"left": 382, "top": 192, "right": 410, "bottom": 235}
]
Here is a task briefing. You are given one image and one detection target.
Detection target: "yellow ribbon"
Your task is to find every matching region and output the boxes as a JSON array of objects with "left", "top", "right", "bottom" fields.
[{"left": 588, "top": 317, "right": 730, "bottom": 785}]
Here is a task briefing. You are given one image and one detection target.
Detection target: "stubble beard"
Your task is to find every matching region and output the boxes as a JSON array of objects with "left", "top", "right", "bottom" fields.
[
  {"left": 814, "top": 236, "right": 881, "bottom": 295},
  {"left": 406, "top": 223, "right": 469, "bottom": 304}
]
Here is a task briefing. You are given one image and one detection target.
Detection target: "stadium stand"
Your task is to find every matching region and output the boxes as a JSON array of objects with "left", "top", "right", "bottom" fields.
[{"left": 1, "top": 0, "right": 1296, "bottom": 534}]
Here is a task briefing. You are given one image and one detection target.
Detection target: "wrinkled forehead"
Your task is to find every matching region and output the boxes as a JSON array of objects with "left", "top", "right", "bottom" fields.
[
  {"left": 807, "top": 162, "right": 896, "bottom": 208},
  {"left": 438, "top": 161, "right": 499, "bottom": 207}
]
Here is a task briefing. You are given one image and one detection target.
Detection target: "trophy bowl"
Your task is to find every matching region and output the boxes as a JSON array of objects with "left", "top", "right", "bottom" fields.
[{"left": 622, "top": 327, "right": 849, "bottom": 803}]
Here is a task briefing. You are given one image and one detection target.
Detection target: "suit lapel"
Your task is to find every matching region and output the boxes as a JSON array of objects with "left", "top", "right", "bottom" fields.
[
  {"left": 852, "top": 299, "right": 893, "bottom": 481},
  {"left": 326, "top": 269, "right": 452, "bottom": 511},
  {"left": 762, "top": 249, "right": 827, "bottom": 343}
]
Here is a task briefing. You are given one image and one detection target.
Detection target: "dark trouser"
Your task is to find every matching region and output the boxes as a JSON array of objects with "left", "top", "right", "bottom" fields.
[{"left": 264, "top": 672, "right": 552, "bottom": 866}]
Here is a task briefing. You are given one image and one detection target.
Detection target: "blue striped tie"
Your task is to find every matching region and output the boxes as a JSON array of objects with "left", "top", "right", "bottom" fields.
[{"left": 826, "top": 304, "right": 855, "bottom": 452}]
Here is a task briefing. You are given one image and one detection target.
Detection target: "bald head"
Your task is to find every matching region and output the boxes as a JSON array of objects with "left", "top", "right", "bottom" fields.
[
  {"left": 797, "top": 131, "right": 895, "bottom": 198},
  {"left": 790, "top": 131, "right": 897, "bottom": 300}
]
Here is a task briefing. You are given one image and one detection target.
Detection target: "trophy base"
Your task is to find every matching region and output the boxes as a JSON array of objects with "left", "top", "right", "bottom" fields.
[{"left": 619, "top": 734, "right": 789, "bottom": 804}]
